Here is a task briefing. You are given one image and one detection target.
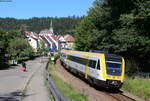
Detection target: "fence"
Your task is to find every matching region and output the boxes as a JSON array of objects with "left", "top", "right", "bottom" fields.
[
  {"left": 45, "top": 59, "right": 70, "bottom": 101},
  {"left": 136, "top": 72, "right": 150, "bottom": 78}
]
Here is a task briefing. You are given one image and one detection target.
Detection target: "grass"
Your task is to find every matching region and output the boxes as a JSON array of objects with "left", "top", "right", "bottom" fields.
[
  {"left": 48, "top": 62, "right": 88, "bottom": 101},
  {"left": 122, "top": 76, "right": 150, "bottom": 100}
]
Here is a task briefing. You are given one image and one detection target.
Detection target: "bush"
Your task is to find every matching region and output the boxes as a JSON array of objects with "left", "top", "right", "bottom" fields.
[{"left": 54, "top": 53, "right": 61, "bottom": 64}]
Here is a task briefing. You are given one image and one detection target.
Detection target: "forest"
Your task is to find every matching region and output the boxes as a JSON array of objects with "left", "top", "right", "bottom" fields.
[
  {"left": 75, "top": 0, "right": 150, "bottom": 75},
  {"left": 0, "top": 16, "right": 81, "bottom": 68},
  {"left": 0, "top": 16, "right": 81, "bottom": 35}
]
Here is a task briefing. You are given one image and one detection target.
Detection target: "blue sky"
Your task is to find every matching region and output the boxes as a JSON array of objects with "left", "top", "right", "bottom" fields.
[{"left": 0, "top": 0, "right": 93, "bottom": 19}]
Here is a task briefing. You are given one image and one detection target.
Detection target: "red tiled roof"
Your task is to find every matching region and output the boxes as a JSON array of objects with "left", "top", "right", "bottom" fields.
[
  {"left": 51, "top": 35, "right": 62, "bottom": 40},
  {"left": 33, "top": 32, "right": 40, "bottom": 39},
  {"left": 64, "top": 35, "right": 75, "bottom": 42},
  {"left": 25, "top": 31, "right": 40, "bottom": 40}
]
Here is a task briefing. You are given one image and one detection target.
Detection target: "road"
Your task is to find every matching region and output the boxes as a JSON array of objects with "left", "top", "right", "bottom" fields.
[
  {"left": 23, "top": 57, "right": 52, "bottom": 101},
  {"left": 0, "top": 57, "right": 51, "bottom": 101}
]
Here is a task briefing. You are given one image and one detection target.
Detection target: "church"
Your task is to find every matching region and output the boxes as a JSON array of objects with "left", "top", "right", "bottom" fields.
[
  {"left": 39, "top": 20, "right": 54, "bottom": 36},
  {"left": 39, "top": 20, "right": 61, "bottom": 51}
]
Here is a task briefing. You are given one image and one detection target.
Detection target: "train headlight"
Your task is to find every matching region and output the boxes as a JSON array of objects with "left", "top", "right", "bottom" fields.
[{"left": 111, "top": 81, "right": 117, "bottom": 85}]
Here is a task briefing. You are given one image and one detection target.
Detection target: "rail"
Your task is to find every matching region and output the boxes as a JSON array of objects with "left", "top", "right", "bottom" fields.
[{"left": 45, "top": 59, "right": 70, "bottom": 101}]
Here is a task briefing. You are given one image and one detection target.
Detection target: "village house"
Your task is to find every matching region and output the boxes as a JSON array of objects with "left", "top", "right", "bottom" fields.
[
  {"left": 25, "top": 21, "right": 75, "bottom": 52},
  {"left": 63, "top": 34, "right": 75, "bottom": 49},
  {"left": 25, "top": 31, "right": 40, "bottom": 52}
]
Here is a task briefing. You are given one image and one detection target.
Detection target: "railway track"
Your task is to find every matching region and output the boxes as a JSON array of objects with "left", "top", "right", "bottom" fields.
[
  {"left": 105, "top": 92, "right": 137, "bottom": 101},
  {"left": 56, "top": 59, "right": 146, "bottom": 101}
]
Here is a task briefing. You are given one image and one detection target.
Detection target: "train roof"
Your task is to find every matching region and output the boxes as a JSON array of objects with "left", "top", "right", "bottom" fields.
[
  {"left": 61, "top": 49, "right": 122, "bottom": 58},
  {"left": 90, "top": 50, "right": 122, "bottom": 59},
  {"left": 89, "top": 50, "right": 108, "bottom": 54}
]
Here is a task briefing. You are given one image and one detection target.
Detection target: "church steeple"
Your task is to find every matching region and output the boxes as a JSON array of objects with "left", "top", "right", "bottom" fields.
[{"left": 49, "top": 20, "right": 54, "bottom": 34}]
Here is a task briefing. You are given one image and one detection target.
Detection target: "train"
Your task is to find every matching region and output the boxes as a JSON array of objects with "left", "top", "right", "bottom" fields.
[{"left": 60, "top": 49, "right": 125, "bottom": 90}]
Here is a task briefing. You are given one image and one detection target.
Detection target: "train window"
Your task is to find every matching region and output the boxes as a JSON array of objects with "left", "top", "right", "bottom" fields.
[
  {"left": 106, "top": 62, "right": 121, "bottom": 68},
  {"left": 96, "top": 60, "right": 100, "bottom": 70},
  {"left": 68, "top": 55, "right": 88, "bottom": 65},
  {"left": 80, "top": 58, "right": 88, "bottom": 65},
  {"left": 68, "top": 55, "right": 73, "bottom": 61},
  {"left": 88, "top": 60, "right": 96, "bottom": 69}
]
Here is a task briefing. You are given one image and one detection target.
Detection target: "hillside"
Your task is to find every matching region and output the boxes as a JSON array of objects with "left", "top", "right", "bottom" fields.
[{"left": 0, "top": 16, "right": 82, "bottom": 35}]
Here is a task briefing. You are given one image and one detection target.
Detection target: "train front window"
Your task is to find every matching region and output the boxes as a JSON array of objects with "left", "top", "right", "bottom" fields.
[
  {"left": 106, "top": 62, "right": 121, "bottom": 68},
  {"left": 106, "top": 62, "right": 122, "bottom": 76}
]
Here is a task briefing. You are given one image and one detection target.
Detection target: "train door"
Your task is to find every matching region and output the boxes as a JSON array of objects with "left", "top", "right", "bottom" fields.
[
  {"left": 95, "top": 59, "right": 101, "bottom": 79},
  {"left": 88, "top": 58, "right": 97, "bottom": 78},
  {"left": 94, "top": 59, "right": 101, "bottom": 78},
  {"left": 88, "top": 58, "right": 102, "bottom": 79}
]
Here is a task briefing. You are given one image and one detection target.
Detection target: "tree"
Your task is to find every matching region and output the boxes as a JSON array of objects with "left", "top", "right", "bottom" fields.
[
  {"left": 0, "top": 30, "right": 8, "bottom": 67},
  {"left": 0, "top": 16, "right": 82, "bottom": 35},
  {"left": 37, "top": 40, "right": 48, "bottom": 55},
  {"left": 0, "top": 29, "right": 34, "bottom": 68},
  {"left": 7, "top": 37, "right": 29, "bottom": 59},
  {"left": 75, "top": 0, "right": 150, "bottom": 74}
]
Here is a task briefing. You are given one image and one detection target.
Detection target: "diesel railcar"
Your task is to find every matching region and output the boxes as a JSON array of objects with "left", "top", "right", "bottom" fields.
[{"left": 60, "top": 49, "right": 125, "bottom": 89}]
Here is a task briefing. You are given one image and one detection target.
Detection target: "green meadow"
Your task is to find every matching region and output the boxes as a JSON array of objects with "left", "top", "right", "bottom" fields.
[
  {"left": 122, "top": 77, "right": 150, "bottom": 100},
  {"left": 48, "top": 63, "right": 88, "bottom": 101}
]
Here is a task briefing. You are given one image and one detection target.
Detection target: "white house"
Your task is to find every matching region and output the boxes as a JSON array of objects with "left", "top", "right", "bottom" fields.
[
  {"left": 26, "top": 35, "right": 38, "bottom": 52},
  {"left": 63, "top": 34, "right": 75, "bottom": 49},
  {"left": 25, "top": 31, "right": 40, "bottom": 52},
  {"left": 58, "top": 36, "right": 67, "bottom": 49}
]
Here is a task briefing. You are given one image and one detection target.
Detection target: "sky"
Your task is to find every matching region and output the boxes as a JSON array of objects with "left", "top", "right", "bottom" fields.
[{"left": 0, "top": 0, "right": 93, "bottom": 19}]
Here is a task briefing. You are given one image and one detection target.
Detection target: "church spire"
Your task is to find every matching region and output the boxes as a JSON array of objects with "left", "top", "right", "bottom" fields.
[{"left": 49, "top": 20, "right": 54, "bottom": 34}]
